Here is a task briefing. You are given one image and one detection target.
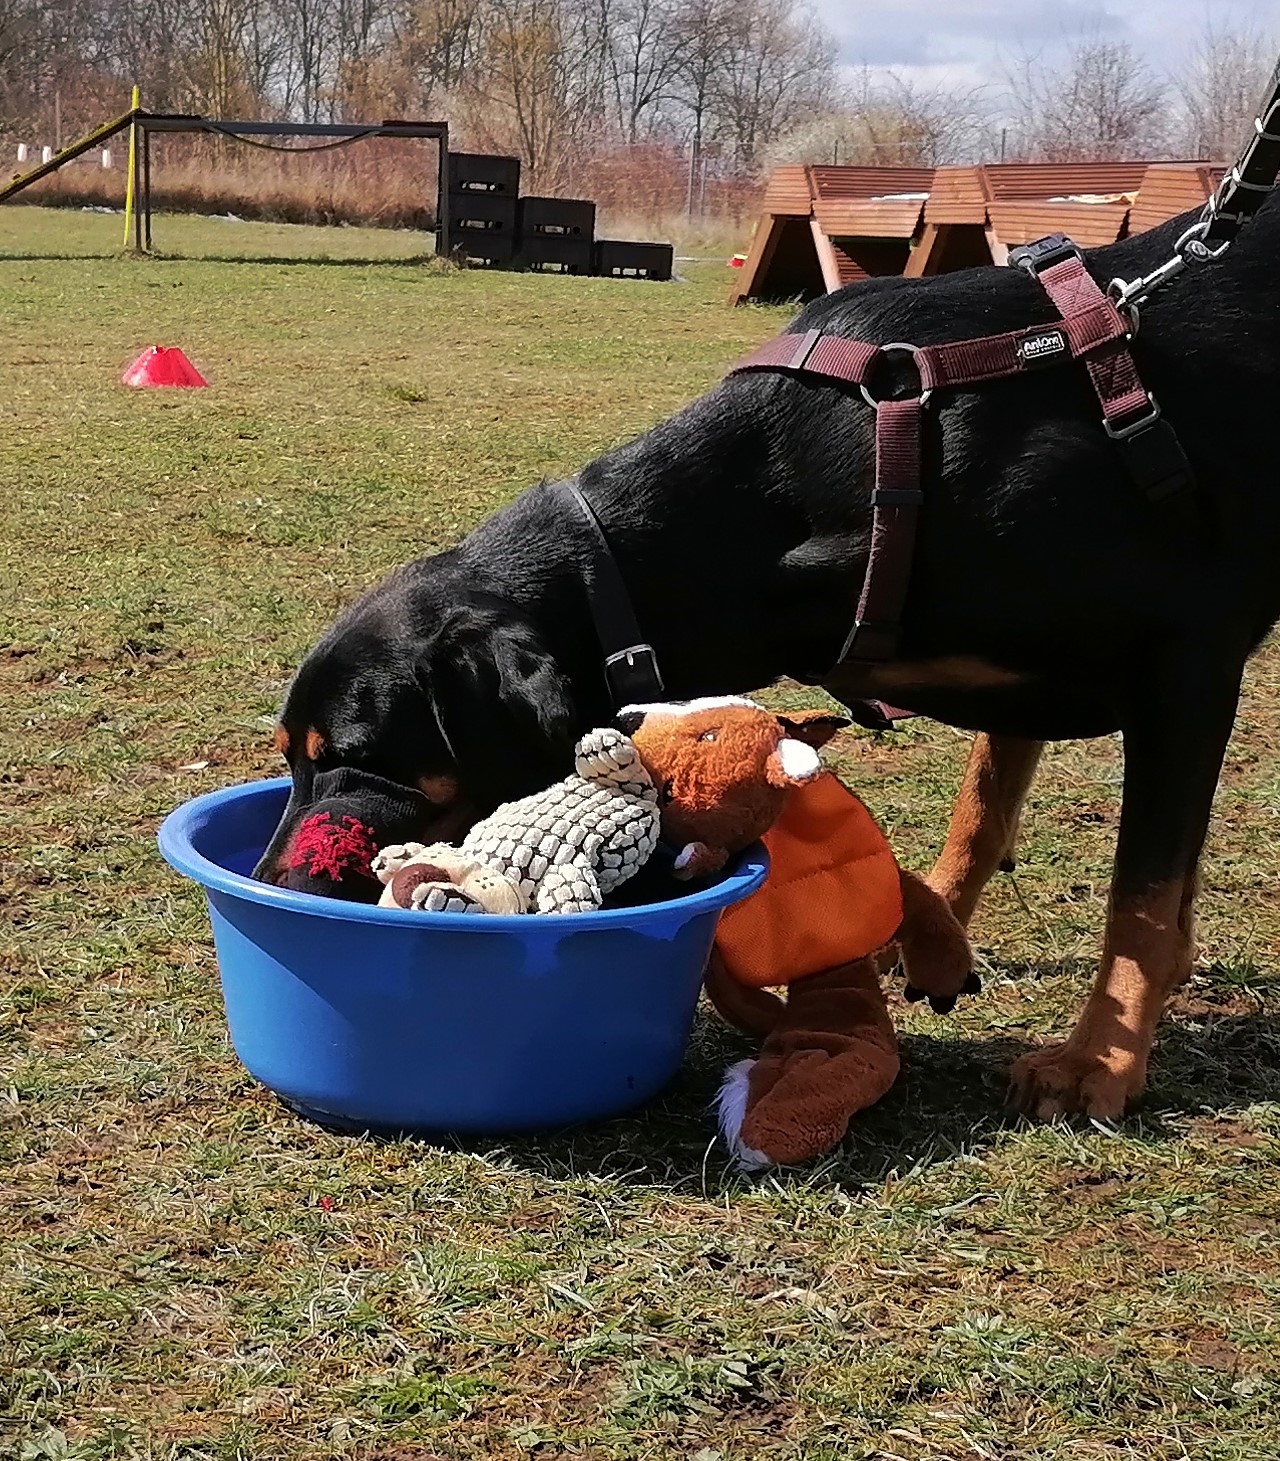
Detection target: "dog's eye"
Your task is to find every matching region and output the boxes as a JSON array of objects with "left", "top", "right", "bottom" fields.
[
  {"left": 698, "top": 730, "right": 718, "bottom": 743},
  {"left": 661, "top": 779, "right": 674, "bottom": 805}
]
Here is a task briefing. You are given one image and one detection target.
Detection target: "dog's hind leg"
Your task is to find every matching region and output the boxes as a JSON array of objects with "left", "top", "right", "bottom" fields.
[
  {"left": 928, "top": 734, "right": 1044, "bottom": 926},
  {"left": 1009, "top": 654, "right": 1243, "bottom": 1121}
]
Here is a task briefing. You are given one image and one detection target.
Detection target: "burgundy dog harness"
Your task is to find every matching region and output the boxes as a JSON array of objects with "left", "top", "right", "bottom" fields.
[
  {"left": 557, "top": 68, "right": 1279, "bottom": 725},
  {"left": 725, "top": 234, "right": 1195, "bottom": 672}
]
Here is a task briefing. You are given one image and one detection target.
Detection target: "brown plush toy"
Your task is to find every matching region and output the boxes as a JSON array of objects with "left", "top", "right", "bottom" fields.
[{"left": 620, "top": 698, "right": 976, "bottom": 1171}]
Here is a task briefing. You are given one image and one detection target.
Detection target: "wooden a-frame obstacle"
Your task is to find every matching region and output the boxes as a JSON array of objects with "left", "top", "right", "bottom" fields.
[
  {"left": 731, "top": 160, "right": 1224, "bottom": 303},
  {"left": 730, "top": 164, "right": 935, "bottom": 302}
]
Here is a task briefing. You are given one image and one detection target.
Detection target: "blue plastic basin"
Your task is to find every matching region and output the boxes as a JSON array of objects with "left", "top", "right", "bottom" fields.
[{"left": 158, "top": 778, "right": 767, "bottom": 1134}]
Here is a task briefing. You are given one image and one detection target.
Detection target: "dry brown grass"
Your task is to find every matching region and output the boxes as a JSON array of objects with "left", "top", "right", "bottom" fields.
[
  {"left": 24, "top": 139, "right": 441, "bottom": 230},
  {"left": 15, "top": 136, "right": 760, "bottom": 253}
]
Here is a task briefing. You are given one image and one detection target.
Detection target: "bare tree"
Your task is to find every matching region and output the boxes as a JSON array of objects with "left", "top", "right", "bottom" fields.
[
  {"left": 594, "top": 0, "right": 684, "bottom": 143},
  {"left": 0, "top": 0, "right": 40, "bottom": 129},
  {"left": 1173, "top": 20, "right": 1278, "bottom": 160},
  {"left": 667, "top": 0, "right": 732, "bottom": 165},
  {"left": 711, "top": 0, "right": 834, "bottom": 168},
  {"left": 766, "top": 67, "right": 991, "bottom": 167},
  {"left": 461, "top": 0, "right": 601, "bottom": 188},
  {"left": 1005, "top": 36, "right": 1169, "bottom": 161}
]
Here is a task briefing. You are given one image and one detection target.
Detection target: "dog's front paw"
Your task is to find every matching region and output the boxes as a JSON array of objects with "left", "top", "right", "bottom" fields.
[{"left": 1008, "top": 1041, "right": 1145, "bottom": 1122}]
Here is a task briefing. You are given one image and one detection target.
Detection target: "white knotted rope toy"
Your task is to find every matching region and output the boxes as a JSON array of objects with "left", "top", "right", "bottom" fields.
[{"left": 374, "top": 727, "right": 661, "bottom": 914}]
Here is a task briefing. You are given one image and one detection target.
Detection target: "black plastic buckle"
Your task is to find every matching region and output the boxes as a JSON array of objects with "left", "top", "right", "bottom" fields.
[
  {"left": 1111, "top": 414, "right": 1196, "bottom": 504},
  {"left": 1009, "top": 233, "right": 1084, "bottom": 278},
  {"left": 837, "top": 619, "right": 899, "bottom": 664},
  {"left": 871, "top": 487, "right": 925, "bottom": 508},
  {"left": 605, "top": 644, "right": 664, "bottom": 701}
]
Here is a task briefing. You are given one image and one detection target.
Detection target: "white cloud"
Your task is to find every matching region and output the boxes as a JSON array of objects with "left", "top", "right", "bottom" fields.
[{"left": 816, "top": 0, "right": 1275, "bottom": 87}]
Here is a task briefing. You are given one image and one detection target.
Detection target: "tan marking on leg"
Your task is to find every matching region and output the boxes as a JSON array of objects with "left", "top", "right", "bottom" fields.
[
  {"left": 272, "top": 724, "right": 290, "bottom": 757},
  {"left": 303, "top": 727, "right": 326, "bottom": 761},
  {"left": 1009, "top": 879, "right": 1194, "bottom": 1121},
  {"left": 869, "top": 655, "right": 1026, "bottom": 693},
  {"left": 928, "top": 734, "right": 1044, "bottom": 926},
  {"left": 417, "top": 773, "right": 460, "bottom": 805}
]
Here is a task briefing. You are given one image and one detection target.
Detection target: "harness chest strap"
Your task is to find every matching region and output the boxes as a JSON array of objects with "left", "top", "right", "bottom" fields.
[{"left": 725, "top": 250, "right": 1194, "bottom": 668}]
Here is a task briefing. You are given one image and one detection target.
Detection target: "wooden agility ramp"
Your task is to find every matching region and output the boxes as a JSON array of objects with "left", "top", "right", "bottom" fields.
[
  {"left": 730, "top": 165, "right": 933, "bottom": 303},
  {"left": 733, "top": 160, "right": 1223, "bottom": 303},
  {"left": 0, "top": 106, "right": 139, "bottom": 204}
]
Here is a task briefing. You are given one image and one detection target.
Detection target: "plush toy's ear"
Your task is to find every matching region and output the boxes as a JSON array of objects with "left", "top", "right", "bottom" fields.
[
  {"left": 765, "top": 738, "right": 823, "bottom": 788},
  {"left": 777, "top": 710, "right": 850, "bottom": 749}
]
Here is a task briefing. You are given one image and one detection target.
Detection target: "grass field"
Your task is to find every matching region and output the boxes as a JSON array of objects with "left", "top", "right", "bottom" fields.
[{"left": 3, "top": 204, "right": 1280, "bottom": 1461}]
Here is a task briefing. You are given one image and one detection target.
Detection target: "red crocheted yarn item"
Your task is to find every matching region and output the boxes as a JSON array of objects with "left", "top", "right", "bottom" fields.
[{"left": 288, "top": 812, "right": 378, "bottom": 883}]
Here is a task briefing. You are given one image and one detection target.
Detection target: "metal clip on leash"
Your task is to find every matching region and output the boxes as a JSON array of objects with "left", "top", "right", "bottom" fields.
[{"left": 1108, "top": 59, "right": 1280, "bottom": 328}]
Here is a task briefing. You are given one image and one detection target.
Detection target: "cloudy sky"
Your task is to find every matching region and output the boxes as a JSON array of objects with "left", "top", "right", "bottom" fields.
[{"left": 815, "top": 0, "right": 1277, "bottom": 91}]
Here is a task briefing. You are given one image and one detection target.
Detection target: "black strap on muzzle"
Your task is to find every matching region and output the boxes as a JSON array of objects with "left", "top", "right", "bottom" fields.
[{"left": 553, "top": 479, "right": 665, "bottom": 708}]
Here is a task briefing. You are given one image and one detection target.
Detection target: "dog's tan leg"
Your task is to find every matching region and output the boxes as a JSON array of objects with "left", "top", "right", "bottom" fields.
[
  {"left": 928, "top": 733, "right": 1044, "bottom": 925},
  {"left": 1009, "top": 657, "right": 1240, "bottom": 1120},
  {"left": 1008, "top": 877, "right": 1197, "bottom": 1119}
]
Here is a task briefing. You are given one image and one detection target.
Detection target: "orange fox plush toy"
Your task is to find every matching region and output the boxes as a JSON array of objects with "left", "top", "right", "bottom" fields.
[{"left": 620, "top": 698, "right": 976, "bottom": 1171}]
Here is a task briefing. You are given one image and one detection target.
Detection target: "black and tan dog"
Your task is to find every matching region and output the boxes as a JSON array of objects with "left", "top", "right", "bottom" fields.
[{"left": 258, "top": 195, "right": 1280, "bottom": 1122}]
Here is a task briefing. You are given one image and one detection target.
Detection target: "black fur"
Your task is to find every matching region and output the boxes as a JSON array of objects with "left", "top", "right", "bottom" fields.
[{"left": 259, "top": 198, "right": 1279, "bottom": 902}]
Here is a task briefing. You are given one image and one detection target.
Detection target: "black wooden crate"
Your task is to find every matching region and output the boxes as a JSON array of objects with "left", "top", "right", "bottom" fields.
[
  {"left": 447, "top": 152, "right": 521, "bottom": 195},
  {"left": 518, "top": 235, "right": 593, "bottom": 274},
  {"left": 517, "top": 196, "right": 596, "bottom": 239},
  {"left": 446, "top": 231, "right": 517, "bottom": 266},
  {"left": 593, "top": 239, "right": 674, "bottom": 280},
  {"left": 448, "top": 191, "right": 518, "bottom": 234}
]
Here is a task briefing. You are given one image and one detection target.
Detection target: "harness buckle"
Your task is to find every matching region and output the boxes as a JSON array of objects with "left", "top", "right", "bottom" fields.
[
  {"left": 1104, "top": 396, "right": 1162, "bottom": 441},
  {"left": 838, "top": 619, "right": 899, "bottom": 664},
  {"left": 786, "top": 328, "right": 823, "bottom": 370},
  {"left": 605, "top": 644, "right": 664, "bottom": 698},
  {"left": 1008, "top": 233, "right": 1084, "bottom": 277}
]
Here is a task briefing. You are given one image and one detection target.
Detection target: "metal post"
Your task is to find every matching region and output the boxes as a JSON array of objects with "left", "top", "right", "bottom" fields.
[
  {"left": 436, "top": 126, "right": 450, "bottom": 256},
  {"left": 134, "top": 120, "right": 145, "bottom": 253},
  {"left": 142, "top": 124, "right": 152, "bottom": 251}
]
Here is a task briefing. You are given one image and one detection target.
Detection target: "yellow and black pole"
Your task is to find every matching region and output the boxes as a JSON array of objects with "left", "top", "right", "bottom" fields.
[{"left": 122, "top": 85, "right": 140, "bottom": 250}]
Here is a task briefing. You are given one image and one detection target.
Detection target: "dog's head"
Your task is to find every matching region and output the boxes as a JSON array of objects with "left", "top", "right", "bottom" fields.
[{"left": 254, "top": 585, "right": 578, "bottom": 883}]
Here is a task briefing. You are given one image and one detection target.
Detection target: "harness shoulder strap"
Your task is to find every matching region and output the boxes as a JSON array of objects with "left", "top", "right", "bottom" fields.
[
  {"left": 1010, "top": 235, "right": 1195, "bottom": 504},
  {"left": 553, "top": 480, "right": 665, "bottom": 707}
]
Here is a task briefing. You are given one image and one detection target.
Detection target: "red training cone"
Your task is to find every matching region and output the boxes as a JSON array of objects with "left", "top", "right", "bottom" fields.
[{"left": 122, "top": 346, "right": 209, "bottom": 388}]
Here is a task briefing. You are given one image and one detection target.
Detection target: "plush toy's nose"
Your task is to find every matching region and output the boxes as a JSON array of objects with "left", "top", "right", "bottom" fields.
[
  {"left": 766, "top": 737, "right": 822, "bottom": 787},
  {"left": 389, "top": 864, "right": 452, "bottom": 904}
]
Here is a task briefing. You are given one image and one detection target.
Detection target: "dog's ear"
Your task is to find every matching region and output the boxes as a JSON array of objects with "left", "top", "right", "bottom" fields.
[
  {"left": 422, "top": 610, "right": 578, "bottom": 805},
  {"left": 777, "top": 710, "right": 850, "bottom": 749}
]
